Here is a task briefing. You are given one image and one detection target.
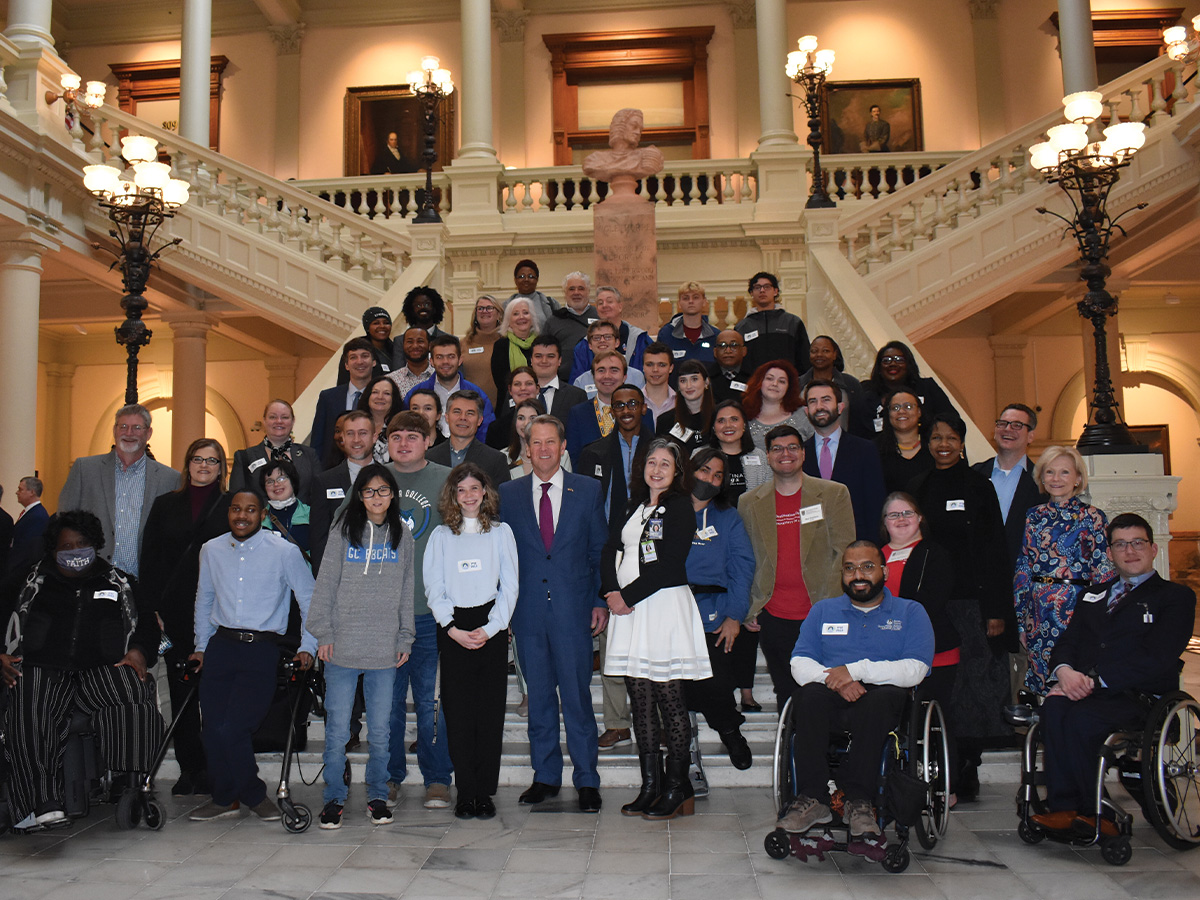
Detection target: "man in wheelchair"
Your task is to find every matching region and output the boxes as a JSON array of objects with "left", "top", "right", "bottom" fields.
[
  {"left": 1032, "top": 512, "right": 1196, "bottom": 837},
  {"left": 779, "top": 541, "right": 934, "bottom": 851}
]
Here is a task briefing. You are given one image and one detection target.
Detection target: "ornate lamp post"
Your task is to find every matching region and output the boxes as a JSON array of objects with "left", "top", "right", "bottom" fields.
[
  {"left": 1028, "top": 92, "right": 1147, "bottom": 451},
  {"left": 785, "top": 35, "right": 836, "bottom": 209},
  {"left": 405, "top": 56, "right": 454, "bottom": 224},
  {"left": 81, "top": 136, "right": 190, "bottom": 404}
]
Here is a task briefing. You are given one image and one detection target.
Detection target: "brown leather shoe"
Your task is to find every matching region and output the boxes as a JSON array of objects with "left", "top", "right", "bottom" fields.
[
  {"left": 1073, "top": 814, "right": 1119, "bottom": 837},
  {"left": 598, "top": 728, "right": 632, "bottom": 750},
  {"left": 1029, "top": 809, "right": 1077, "bottom": 831}
]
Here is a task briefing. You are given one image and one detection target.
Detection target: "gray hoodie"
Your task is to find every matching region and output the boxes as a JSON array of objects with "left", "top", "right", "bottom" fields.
[{"left": 306, "top": 519, "right": 415, "bottom": 668}]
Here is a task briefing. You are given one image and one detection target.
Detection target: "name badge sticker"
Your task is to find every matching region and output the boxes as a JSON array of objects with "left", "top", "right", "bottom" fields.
[
  {"left": 888, "top": 546, "right": 913, "bottom": 562},
  {"left": 946, "top": 499, "right": 966, "bottom": 512},
  {"left": 587, "top": 318, "right": 599, "bottom": 325},
  {"left": 697, "top": 525, "right": 718, "bottom": 540},
  {"left": 458, "top": 559, "right": 482, "bottom": 573},
  {"left": 248, "top": 458, "right": 267, "bottom": 473},
  {"left": 673, "top": 350, "right": 686, "bottom": 358},
  {"left": 1081, "top": 592, "right": 1105, "bottom": 604},
  {"left": 468, "top": 346, "right": 484, "bottom": 355},
  {"left": 701, "top": 342, "right": 711, "bottom": 349},
  {"left": 647, "top": 518, "right": 664, "bottom": 540},
  {"left": 669, "top": 423, "right": 696, "bottom": 443},
  {"left": 744, "top": 454, "right": 762, "bottom": 465},
  {"left": 594, "top": 465, "right": 604, "bottom": 477},
  {"left": 744, "top": 330, "right": 759, "bottom": 341},
  {"left": 730, "top": 380, "right": 748, "bottom": 392},
  {"left": 327, "top": 488, "right": 346, "bottom": 500},
  {"left": 94, "top": 590, "right": 119, "bottom": 601},
  {"left": 822, "top": 622, "right": 849, "bottom": 635},
  {"left": 584, "top": 384, "right": 597, "bottom": 395},
  {"left": 800, "top": 504, "right": 824, "bottom": 524},
  {"left": 381, "top": 363, "right": 391, "bottom": 372},
  {"left": 641, "top": 540, "right": 658, "bottom": 563}
]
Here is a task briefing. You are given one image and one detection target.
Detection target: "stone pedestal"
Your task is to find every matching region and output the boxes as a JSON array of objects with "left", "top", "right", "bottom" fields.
[
  {"left": 593, "top": 175, "right": 658, "bottom": 330},
  {"left": 1083, "top": 452, "right": 1180, "bottom": 578}
]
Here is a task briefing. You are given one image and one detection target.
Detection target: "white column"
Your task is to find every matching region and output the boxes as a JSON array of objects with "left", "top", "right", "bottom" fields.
[
  {"left": 180, "top": 0, "right": 212, "bottom": 145},
  {"left": 3, "top": 0, "right": 53, "bottom": 49},
  {"left": 495, "top": 9, "right": 528, "bottom": 166},
  {"left": 0, "top": 237, "right": 47, "bottom": 516},
  {"left": 459, "top": 0, "right": 497, "bottom": 159},
  {"left": 1057, "top": 0, "right": 1098, "bottom": 94},
  {"left": 165, "top": 312, "right": 214, "bottom": 470},
  {"left": 754, "top": 0, "right": 797, "bottom": 147},
  {"left": 969, "top": 0, "right": 1006, "bottom": 145},
  {"left": 269, "top": 25, "right": 305, "bottom": 179},
  {"left": 264, "top": 357, "right": 298, "bottom": 404},
  {"left": 41, "top": 362, "right": 76, "bottom": 513},
  {"left": 728, "top": 1, "right": 761, "bottom": 157}
]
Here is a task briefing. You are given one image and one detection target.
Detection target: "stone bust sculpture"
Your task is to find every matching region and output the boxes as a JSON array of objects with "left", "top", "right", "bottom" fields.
[{"left": 582, "top": 108, "right": 665, "bottom": 182}]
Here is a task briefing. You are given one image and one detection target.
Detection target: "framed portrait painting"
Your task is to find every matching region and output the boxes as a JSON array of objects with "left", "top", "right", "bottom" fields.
[
  {"left": 343, "top": 84, "right": 456, "bottom": 177},
  {"left": 821, "top": 79, "right": 923, "bottom": 155}
]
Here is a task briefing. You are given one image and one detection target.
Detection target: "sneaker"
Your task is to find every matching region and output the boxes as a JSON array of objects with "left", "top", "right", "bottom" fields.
[
  {"left": 778, "top": 795, "right": 833, "bottom": 833},
  {"left": 34, "top": 809, "right": 70, "bottom": 829},
  {"left": 319, "top": 801, "right": 344, "bottom": 830},
  {"left": 387, "top": 781, "right": 403, "bottom": 808},
  {"left": 847, "top": 833, "right": 888, "bottom": 861},
  {"left": 189, "top": 800, "right": 242, "bottom": 821},
  {"left": 845, "top": 798, "right": 880, "bottom": 837},
  {"left": 368, "top": 799, "right": 393, "bottom": 825},
  {"left": 250, "top": 798, "right": 282, "bottom": 821},
  {"left": 424, "top": 783, "right": 451, "bottom": 809}
]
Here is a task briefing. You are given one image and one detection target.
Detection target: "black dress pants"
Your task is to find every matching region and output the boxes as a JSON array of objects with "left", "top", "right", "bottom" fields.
[
  {"left": 758, "top": 610, "right": 805, "bottom": 713},
  {"left": 686, "top": 631, "right": 744, "bottom": 734},
  {"left": 1042, "top": 691, "right": 1144, "bottom": 814}
]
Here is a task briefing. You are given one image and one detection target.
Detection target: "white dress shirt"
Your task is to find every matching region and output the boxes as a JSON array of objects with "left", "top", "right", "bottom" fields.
[{"left": 532, "top": 466, "right": 565, "bottom": 533}]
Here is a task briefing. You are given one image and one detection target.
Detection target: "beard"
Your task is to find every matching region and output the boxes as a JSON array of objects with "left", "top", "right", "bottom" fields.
[{"left": 845, "top": 578, "right": 885, "bottom": 604}]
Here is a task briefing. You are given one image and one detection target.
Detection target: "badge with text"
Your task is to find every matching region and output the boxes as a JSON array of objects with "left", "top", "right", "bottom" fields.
[
  {"left": 248, "top": 458, "right": 267, "bottom": 472},
  {"left": 822, "top": 622, "right": 849, "bottom": 635},
  {"left": 327, "top": 488, "right": 346, "bottom": 500},
  {"left": 94, "top": 590, "right": 119, "bottom": 602},
  {"left": 799, "top": 504, "right": 824, "bottom": 524},
  {"left": 669, "top": 423, "right": 696, "bottom": 443},
  {"left": 744, "top": 453, "right": 761, "bottom": 465},
  {"left": 888, "top": 546, "right": 913, "bottom": 562},
  {"left": 647, "top": 518, "right": 664, "bottom": 540},
  {"left": 730, "top": 380, "right": 748, "bottom": 392},
  {"left": 458, "top": 559, "right": 482, "bottom": 573},
  {"left": 1081, "top": 592, "right": 1105, "bottom": 604},
  {"left": 744, "top": 330, "right": 759, "bottom": 341},
  {"left": 673, "top": 349, "right": 686, "bottom": 358},
  {"left": 696, "top": 525, "right": 718, "bottom": 540},
  {"left": 641, "top": 540, "right": 658, "bottom": 562},
  {"left": 468, "top": 346, "right": 484, "bottom": 354},
  {"left": 873, "top": 417, "right": 884, "bottom": 432},
  {"left": 945, "top": 499, "right": 966, "bottom": 511}
]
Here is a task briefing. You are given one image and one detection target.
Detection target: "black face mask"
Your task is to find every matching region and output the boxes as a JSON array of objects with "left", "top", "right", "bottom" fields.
[
  {"left": 57, "top": 547, "right": 96, "bottom": 572},
  {"left": 692, "top": 481, "right": 720, "bottom": 502}
]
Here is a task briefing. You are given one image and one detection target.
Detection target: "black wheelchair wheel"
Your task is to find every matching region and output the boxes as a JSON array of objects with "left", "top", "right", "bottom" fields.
[
  {"left": 1140, "top": 692, "right": 1200, "bottom": 851},
  {"left": 1017, "top": 818, "right": 1045, "bottom": 844},
  {"left": 764, "top": 829, "right": 791, "bottom": 860},
  {"left": 1101, "top": 836, "right": 1132, "bottom": 866},
  {"left": 282, "top": 802, "right": 312, "bottom": 834},
  {"left": 882, "top": 845, "right": 910, "bottom": 873},
  {"left": 144, "top": 798, "right": 166, "bottom": 831},
  {"left": 114, "top": 788, "right": 141, "bottom": 829},
  {"left": 772, "top": 697, "right": 795, "bottom": 817}
]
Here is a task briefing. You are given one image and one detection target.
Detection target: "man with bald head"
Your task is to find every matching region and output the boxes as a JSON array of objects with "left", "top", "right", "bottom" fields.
[{"left": 709, "top": 330, "right": 753, "bottom": 404}]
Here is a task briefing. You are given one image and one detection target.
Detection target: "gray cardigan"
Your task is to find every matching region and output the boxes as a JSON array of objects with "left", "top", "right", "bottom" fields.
[{"left": 306, "top": 520, "right": 415, "bottom": 668}]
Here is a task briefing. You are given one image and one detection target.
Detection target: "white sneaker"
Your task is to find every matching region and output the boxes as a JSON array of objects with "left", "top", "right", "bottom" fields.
[{"left": 424, "top": 784, "right": 451, "bottom": 809}]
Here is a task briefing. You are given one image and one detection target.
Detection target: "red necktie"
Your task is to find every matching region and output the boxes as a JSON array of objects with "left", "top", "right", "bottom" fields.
[{"left": 539, "top": 482, "right": 554, "bottom": 551}]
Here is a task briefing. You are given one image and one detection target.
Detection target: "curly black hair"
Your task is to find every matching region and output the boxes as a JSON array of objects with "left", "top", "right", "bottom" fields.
[
  {"left": 401, "top": 285, "right": 446, "bottom": 326},
  {"left": 43, "top": 509, "right": 106, "bottom": 558}
]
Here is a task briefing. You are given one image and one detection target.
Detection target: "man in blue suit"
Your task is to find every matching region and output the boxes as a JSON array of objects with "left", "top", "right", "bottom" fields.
[
  {"left": 8, "top": 476, "right": 49, "bottom": 576},
  {"left": 309, "top": 338, "right": 377, "bottom": 467},
  {"left": 801, "top": 380, "right": 887, "bottom": 541},
  {"left": 499, "top": 415, "right": 608, "bottom": 812}
]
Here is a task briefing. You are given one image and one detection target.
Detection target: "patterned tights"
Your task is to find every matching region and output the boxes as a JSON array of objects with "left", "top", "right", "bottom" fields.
[{"left": 626, "top": 676, "right": 690, "bottom": 763}]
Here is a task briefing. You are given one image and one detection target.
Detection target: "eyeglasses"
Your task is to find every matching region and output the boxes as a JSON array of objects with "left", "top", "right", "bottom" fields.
[
  {"left": 591, "top": 334, "right": 616, "bottom": 342},
  {"left": 715, "top": 342, "right": 743, "bottom": 349},
  {"left": 116, "top": 423, "right": 147, "bottom": 433},
  {"left": 884, "top": 510, "right": 917, "bottom": 520},
  {"left": 881, "top": 355, "right": 906, "bottom": 364},
  {"left": 190, "top": 456, "right": 220, "bottom": 466},
  {"left": 750, "top": 283, "right": 774, "bottom": 292},
  {"left": 360, "top": 487, "right": 394, "bottom": 498},
  {"left": 264, "top": 476, "right": 291, "bottom": 487},
  {"left": 843, "top": 562, "right": 880, "bottom": 575},
  {"left": 889, "top": 403, "right": 917, "bottom": 412},
  {"left": 611, "top": 400, "right": 643, "bottom": 410},
  {"left": 1111, "top": 539, "right": 1151, "bottom": 551},
  {"left": 994, "top": 419, "right": 1031, "bottom": 431},
  {"left": 768, "top": 444, "right": 802, "bottom": 456}
]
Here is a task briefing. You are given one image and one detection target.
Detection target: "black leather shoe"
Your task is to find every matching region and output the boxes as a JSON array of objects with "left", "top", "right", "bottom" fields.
[
  {"left": 519, "top": 781, "right": 560, "bottom": 805},
  {"left": 720, "top": 728, "right": 754, "bottom": 770},
  {"left": 475, "top": 797, "right": 497, "bottom": 819},
  {"left": 171, "top": 773, "right": 194, "bottom": 796},
  {"left": 454, "top": 799, "right": 476, "bottom": 819},
  {"left": 577, "top": 787, "right": 602, "bottom": 812}
]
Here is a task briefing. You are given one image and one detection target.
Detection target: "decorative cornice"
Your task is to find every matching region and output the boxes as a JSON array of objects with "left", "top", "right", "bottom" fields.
[
  {"left": 268, "top": 24, "right": 306, "bottom": 56},
  {"left": 494, "top": 9, "right": 530, "bottom": 43},
  {"left": 725, "top": 0, "right": 755, "bottom": 28},
  {"left": 968, "top": 0, "right": 999, "bottom": 21}
]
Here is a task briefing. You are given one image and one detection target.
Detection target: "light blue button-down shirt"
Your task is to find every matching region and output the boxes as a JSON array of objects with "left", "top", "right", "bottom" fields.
[
  {"left": 111, "top": 452, "right": 147, "bottom": 576},
  {"left": 194, "top": 528, "right": 317, "bottom": 655},
  {"left": 989, "top": 455, "right": 1029, "bottom": 523}
]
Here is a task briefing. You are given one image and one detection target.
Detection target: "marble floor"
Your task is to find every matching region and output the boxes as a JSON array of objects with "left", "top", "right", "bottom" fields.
[{"left": 3, "top": 776, "right": 1200, "bottom": 900}]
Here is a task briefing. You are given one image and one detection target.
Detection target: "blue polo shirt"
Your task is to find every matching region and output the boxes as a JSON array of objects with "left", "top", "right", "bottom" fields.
[{"left": 791, "top": 589, "right": 934, "bottom": 670}]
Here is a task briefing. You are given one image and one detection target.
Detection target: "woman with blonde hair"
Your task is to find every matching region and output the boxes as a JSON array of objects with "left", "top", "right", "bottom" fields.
[
  {"left": 490, "top": 297, "right": 544, "bottom": 409},
  {"left": 462, "top": 294, "right": 505, "bottom": 406},
  {"left": 1013, "top": 445, "right": 1112, "bottom": 695}
]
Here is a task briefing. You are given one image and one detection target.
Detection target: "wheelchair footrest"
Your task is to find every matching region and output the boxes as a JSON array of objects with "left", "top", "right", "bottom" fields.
[{"left": 790, "top": 830, "right": 837, "bottom": 862}]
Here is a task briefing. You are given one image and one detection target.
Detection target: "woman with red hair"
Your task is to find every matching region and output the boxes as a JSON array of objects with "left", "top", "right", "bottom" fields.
[{"left": 741, "top": 361, "right": 813, "bottom": 451}]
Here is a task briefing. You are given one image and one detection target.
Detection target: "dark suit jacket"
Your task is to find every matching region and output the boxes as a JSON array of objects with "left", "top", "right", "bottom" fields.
[
  {"left": 425, "top": 439, "right": 512, "bottom": 490},
  {"left": 0, "top": 506, "right": 12, "bottom": 576},
  {"left": 1049, "top": 573, "right": 1196, "bottom": 695},
  {"left": 803, "top": 430, "right": 888, "bottom": 541},
  {"left": 566, "top": 403, "right": 654, "bottom": 470},
  {"left": 549, "top": 383, "right": 589, "bottom": 423},
  {"left": 310, "top": 385, "right": 361, "bottom": 468},
  {"left": 8, "top": 502, "right": 48, "bottom": 576},
  {"left": 708, "top": 364, "right": 753, "bottom": 405},
  {"left": 309, "top": 463, "right": 354, "bottom": 574},
  {"left": 229, "top": 442, "right": 321, "bottom": 505},
  {"left": 499, "top": 472, "right": 607, "bottom": 633},
  {"left": 972, "top": 456, "right": 1045, "bottom": 565},
  {"left": 577, "top": 424, "right": 655, "bottom": 521}
]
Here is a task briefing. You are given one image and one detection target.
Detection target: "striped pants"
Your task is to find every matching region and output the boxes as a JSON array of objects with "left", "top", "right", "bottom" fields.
[{"left": 4, "top": 664, "right": 163, "bottom": 820}]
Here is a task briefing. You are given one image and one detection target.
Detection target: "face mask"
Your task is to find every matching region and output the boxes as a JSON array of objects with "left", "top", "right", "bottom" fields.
[
  {"left": 57, "top": 547, "right": 96, "bottom": 571},
  {"left": 692, "top": 481, "right": 720, "bottom": 502},
  {"left": 268, "top": 498, "right": 296, "bottom": 510}
]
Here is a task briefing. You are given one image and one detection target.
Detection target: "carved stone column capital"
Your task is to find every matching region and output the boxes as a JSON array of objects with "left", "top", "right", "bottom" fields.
[
  {"left": 494, "top": 9, "right": 529, "bottom": 43},
  {"left": 968, "top": 0, "right": 999, "bottom": 20},
  {"left": 726, "top": 0, "right": 756, "bottom": 28},
  {"left": 268, "top": 24, "right": 306, "bottom": 56}
]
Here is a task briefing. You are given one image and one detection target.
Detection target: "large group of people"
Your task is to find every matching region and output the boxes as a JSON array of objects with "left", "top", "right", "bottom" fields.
[{"left": 0, "top": 266, "right": 1193, "bottom": 861}]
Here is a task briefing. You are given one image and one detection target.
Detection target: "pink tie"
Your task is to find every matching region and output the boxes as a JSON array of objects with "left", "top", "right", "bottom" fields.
[
  {"left": 539, "top": 482, "right": 554, "bottom": 551},
  {"left": 819, "top": 437, "right": 833, "bottom": 481}
]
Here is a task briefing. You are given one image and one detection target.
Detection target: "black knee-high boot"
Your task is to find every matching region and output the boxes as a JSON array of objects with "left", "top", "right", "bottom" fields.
[
  {"left": 622, "top": 752, "right": 663, "bottom": 816},
  {"left": 643, "top": 757, "right": 695, "bottom": 820}
]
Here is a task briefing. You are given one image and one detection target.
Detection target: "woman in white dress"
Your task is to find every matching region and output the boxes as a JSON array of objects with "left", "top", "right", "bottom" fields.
[{"left": 602, "top": 437, "right": 712, "bottom": 820}]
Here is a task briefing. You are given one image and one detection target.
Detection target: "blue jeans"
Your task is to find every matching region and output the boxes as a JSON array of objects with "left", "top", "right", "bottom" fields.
[
  {"left": 388, "top": 613, "right": 452, "bottom": 786},
  {"left": 323, "top": 663, "right": 394, "bottom": 804}
]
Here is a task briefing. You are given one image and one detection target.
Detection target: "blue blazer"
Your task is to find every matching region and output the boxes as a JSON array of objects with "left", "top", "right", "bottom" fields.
[
  {"left": 309, "top": 385, "right": 357, "bottom": 467},
  {"left": 499, "top": 472, "right": 606, "bottom": 635},
  {"left": 8, "top": 503, "right": 49, "bottom": 574},
  {"left": 565, "top": 403, "right": 654, "bottom": 470},
  {"left": 803, "top": 431, "right": 888, "bottom": 542}
]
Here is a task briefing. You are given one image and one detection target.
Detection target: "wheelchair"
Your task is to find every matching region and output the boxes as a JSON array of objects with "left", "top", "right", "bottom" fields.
[
  {"left": 1012, "top": 689, "right": 1200, "bottom": 865},
  {"left": 763, "top": 688, "right": 951, "bottom": 873}
]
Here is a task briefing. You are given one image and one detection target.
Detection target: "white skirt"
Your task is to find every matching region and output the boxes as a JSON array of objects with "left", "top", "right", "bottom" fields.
[{"left": 603, "top": 506, "right": 713, "bottom": 682}]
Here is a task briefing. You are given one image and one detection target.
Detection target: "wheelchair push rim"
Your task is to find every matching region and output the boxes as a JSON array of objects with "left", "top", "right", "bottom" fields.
[{"left": 1142, "top": 692, "right": 1200, "bottom": 850}]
